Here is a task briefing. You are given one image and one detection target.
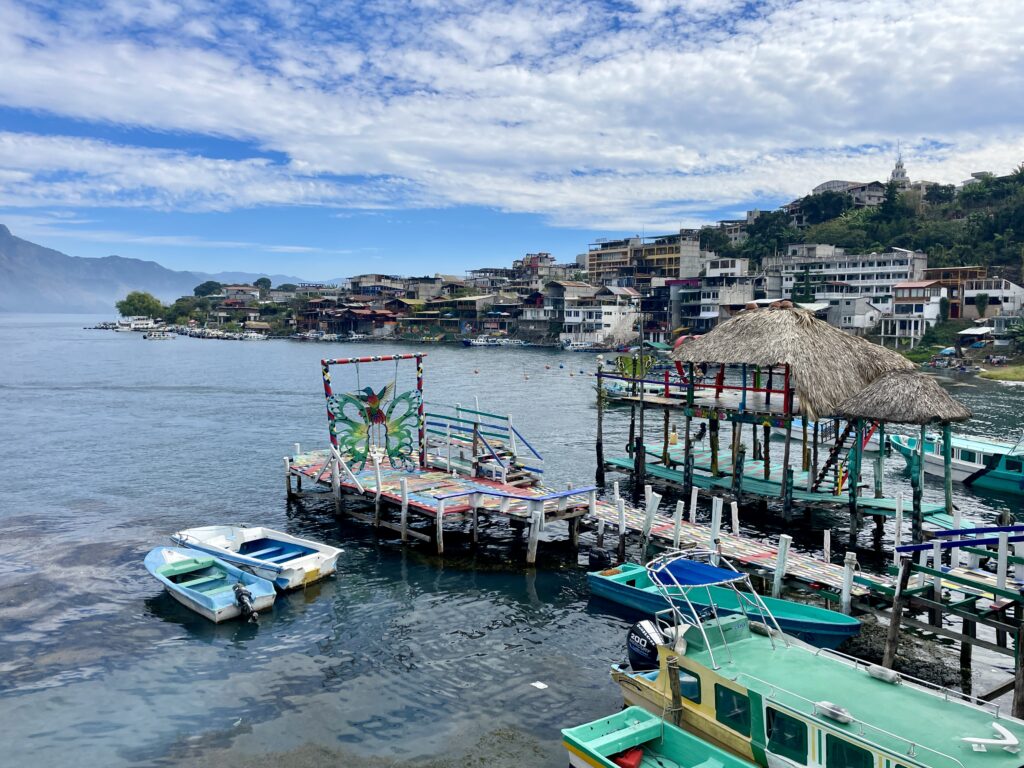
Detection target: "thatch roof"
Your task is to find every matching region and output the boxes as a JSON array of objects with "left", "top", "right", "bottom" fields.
[
  {"left": 836, "top": 370, "right": 972, "bottom": 425},
  {"left": 671, "top": 305, "right": 914, "bottom": 420}
]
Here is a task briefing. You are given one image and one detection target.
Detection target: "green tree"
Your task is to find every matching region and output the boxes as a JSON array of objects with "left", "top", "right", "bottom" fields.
[
  {"left": 739, "top": 210, "right": 799, "bottom": 265},
  {"left": 800, "top": 191, "right": 852, "bottom": 225},
  {"left": 939, "top": 296, "right": 950, "bottom": 322},
  {"left": 792, "top": 267, "right": 814, "bottom": 302},
  {"left": 924, "top": 184, "right": 956, "bottom": 204},
  {"left": 275, "top": 283, "right": 298, "bottom": 292},
  {"left": 116, "top": 291, "right": 165, "bottom": 318},
  {"left": 254, "top": 277, "right": 272, "bottom": 291},
  {"left": 975, "top": 292, "right": 990, "bottom": 318},
  {"left": 1009, "top": 321, "right": 1024, "bottom": 352},
  {"left": 699, "top": 226, "right": 733, "bottom": 254},
  {"left": 194, "top": 280, "right": 223, "bottom": 297}
]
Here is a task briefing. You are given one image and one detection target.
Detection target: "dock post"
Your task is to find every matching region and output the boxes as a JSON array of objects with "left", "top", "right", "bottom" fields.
[
  {"left": 435, "top": 498, "right": 445, "bottom": 555},
  {"left": 960, "top": 617, "right": 975, "bottom": 683},
  {"left": 732, "top": 444, "right": 745, "bottom": 499},
  {"left": 471, "top": 493, "right": 480, "bottom": 545},
  {"left": 883, "top": 556, "right": 914, "bottom": 669},
  {"left": 811, "top": 422, "right": 819, "bottom": 489},
  {"left": 912, "top": 424, "right": 926, "bottom": 543},
  {"left": 641, "top": 490, "right": 661, "bottom": 557},
  {"left": 688, "top": 486, "right": 698, "bottom": 524},
  {"left": 709, "top": 415, "right": 720, "bottom": 477},
  {"left": 1014, "top": 623, "right": 1024, "bottom": 720},
  {"left": 781, "top": 418, "right": 793, "bottom": 519},
  {"left": 373, "top": 454, "right": 383, "bottom": 525},
  {"left": 400, "top": 477, "right": 409, "bottom": 542},
  {"left": 998, "top": 531, "right": 1010, "bottom": 591},
  {"left": 588, "top": 489, "right": 598, "bottom": 520},
  {"left": 569, "top": 515, "right": 580, "bottom": 548},
  {"left": 893, "top": 491, "right": 903, "bottom": 565},
  {"left": 730, "top": 501, "right": 739, "bottom": 535},
  {"left": 823, "top": 529, "right": 831, "bottom": 564},
  {"left": 617, "top": 499, "right": 627, "bottom": 561},
  {"left": 783, "top": 468, "right": 794, "bottom": 517},
  {"left": 597, "top": 517, "right": 605, "bottom": 548},
  {"left": 841, "top": 551, "right": 857, "bottom": 615},
  {"left": 762, "top": 420, "right": 771, "bottom": 480},
  {"left": 284, "top": 456, "right": 293, "bottom": 499},
  {"left": 1015, "top": 541, "right": 1024, "bottom": 582},
  {"left": 527, "top": 507, "right": 542, "bottom": 565},
  {"left": 595, "top": 355, "right": 606, "bottom": 486},
  {"left": 673, "top": 501, "right": 683, "bottom": 549},
  {"left": 709, "top": 498, "right": 723, "bottom": 565},
  {"left": 874, "top": 423, "right": 885, "bottom": 499},
  {"left": 632, "top": 435, "right": 646, "bottom": 505},
  {"left": 849, "top": 419, "right": 863, "bottom": 545},
  {"left": 612, "top": 481, "right": 620, "bottom": 505},
  {"left": 772, "top": 534, "right": 791, "bottom": 598},
  {"left": 930, "top": 539, "right": 943, "bottom": 626},
  {"left": 666, "top": 655, "right": 684, "bottom": 728},
  {"left": 942, "top": 423, "right": 953, "bottom": 519},
  {"left": 331, "top": 458, "right": 341, "bottom": 512},
  {"left": 801, "top": 417, "right": 808, "bottom": 472}
]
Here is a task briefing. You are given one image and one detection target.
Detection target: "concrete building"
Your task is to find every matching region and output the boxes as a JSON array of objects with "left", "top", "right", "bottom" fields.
[
  {"left": 559, "top": 286, "right": 639, "bottom": 347},
  {"left": 921, "top": 266, "right": 986, "bottom": 319},
  {"left": 826, "top": 296, "right": 885, "bottom": 335},
  {"left": 964, "top": 277, "right": 1024, "bottom": 319},
  {"left": 584, "top": 230, "right": 700, "bottom": 287},
  {"left": 767, "top": 245, "right": 926, "bottom": 313},
  {"left": 878, "top": 280, "right": 946, "bottom": 348}
]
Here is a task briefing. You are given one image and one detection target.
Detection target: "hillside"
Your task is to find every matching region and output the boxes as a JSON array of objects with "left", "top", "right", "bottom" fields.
[{"left": 0, "top": 225, "right": 306, "bottom": 313}]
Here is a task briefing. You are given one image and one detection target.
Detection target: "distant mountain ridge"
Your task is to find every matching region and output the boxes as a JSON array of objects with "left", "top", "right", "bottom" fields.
[{"left": 0, "top": 224, "right": 309, "bottom": 313}]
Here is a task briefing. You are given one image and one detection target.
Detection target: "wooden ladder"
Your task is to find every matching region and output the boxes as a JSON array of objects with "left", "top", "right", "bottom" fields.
[{"left": 812, "top": 421, "right": 855, "bottom": 491}]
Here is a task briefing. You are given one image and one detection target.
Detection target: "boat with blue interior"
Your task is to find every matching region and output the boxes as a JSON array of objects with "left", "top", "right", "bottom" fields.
[
  {"left": 171, "top": 525, "right": 342, "bottom": 590},
  {"left": 891, "top": 432, "right": 1024, "bottom": 496},
  {"left": 144, "top": 546, "right": 276, "bottom": 623},
  {"left": 589, "top": 555, "right": 860, "bottom": 649},
  {"left": 611, "top": 550, "right": 1024, "bottom": 767}
]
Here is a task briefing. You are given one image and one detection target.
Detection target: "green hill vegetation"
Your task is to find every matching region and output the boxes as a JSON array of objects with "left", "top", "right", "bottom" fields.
[{"left": 701, "top": 165, "right": 1024, "bottom": 281}]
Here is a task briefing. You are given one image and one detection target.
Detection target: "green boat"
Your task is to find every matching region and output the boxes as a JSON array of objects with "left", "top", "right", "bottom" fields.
[
  {"left": 562, "top": 706, "right": 755, "bottom": 768},
  {"left": 612, "top": 551, "right": 1024, "bottom": 767},
  {"left": 891, "top": 432, "right": 1024, "bottom": 496}
]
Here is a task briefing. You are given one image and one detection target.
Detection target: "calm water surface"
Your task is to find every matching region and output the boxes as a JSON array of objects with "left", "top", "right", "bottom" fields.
[{"left": 1, "top": 314, "right": 1022, "bottom": 766}]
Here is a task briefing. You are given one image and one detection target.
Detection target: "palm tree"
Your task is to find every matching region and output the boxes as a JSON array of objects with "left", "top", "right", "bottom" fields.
[{"left": 1009, "top": 320, "right": 1024, "bottom": 352}]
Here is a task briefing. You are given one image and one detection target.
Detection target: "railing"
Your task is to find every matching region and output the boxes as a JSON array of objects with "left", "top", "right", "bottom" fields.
[{"left": 737, "top": 672, "right": 968, "bottom": 768}]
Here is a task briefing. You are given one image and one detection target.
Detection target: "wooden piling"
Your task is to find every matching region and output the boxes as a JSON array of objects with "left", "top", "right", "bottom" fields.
[
  {"left": 1015, "top": 623, "right": 1024, "bottom": 719},
  {"left": 841, "top": 552, "right": 857, "bottom": 615},
  {"left": 527, "top": 507, "right": 542, "bottom": 564},
  {"left": 673, "top": 500, "right": 683, "bottom": 549},
  {"left": 942, "top": 422, "right": 953, "bottom": 519},
  {"left": 595, "top": 355, "right": 606, "bottom": 487},
  {"left": 709, "top": 497, "right": 723, "bottom": 564},
  {"left": 689, "top": 486, "right": 698, "bottom": 524},
  {"left": 435, "top": 498, "right": 446, "bottom": 555},
  {"left": 811, "top": 421, "right": 819, "bottom": 487},
  {"left": 400, "top": 477, "right": 409, "bottom": 542},
  {"left": 772, "top": 534, "right": 792, "bottom": 598},
  {"left": 709, "top": 415, "right": 720, "bottom": 477},
  {"left": 666, "top": 655, "right": 684, "bottom": 727},
  {"left": 762, "top": 421, "right": 771, "bottom": 480},
  {"left": 801, "top": 417, "right": 808, "bottom": 472},
  {"left": 617, "top": 499, "right": 627, "bottom": 561},
  {"left": 883, "top": 556, "right": 914, "bottom": 669},
  {"left": 284, "top": 456, "right": 292, "bottom": 499}
]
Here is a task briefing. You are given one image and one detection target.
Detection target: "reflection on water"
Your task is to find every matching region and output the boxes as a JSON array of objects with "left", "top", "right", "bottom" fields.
[{"left": 1, "top": 314, "right": 1022, "bottom": 765}]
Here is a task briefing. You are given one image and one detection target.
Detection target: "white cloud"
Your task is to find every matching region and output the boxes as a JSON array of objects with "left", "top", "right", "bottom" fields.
[{"left": 0, "top": 0, "right": 1021, "bottom": 230}]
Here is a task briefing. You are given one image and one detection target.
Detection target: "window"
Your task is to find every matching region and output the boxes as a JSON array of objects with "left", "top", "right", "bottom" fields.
[
  {"left": 1007, "top": 459, "right": 1023, "bottom": 473},
  {"left": 960, "top": 450, "right": 977, "bottom": 464},
  {"left": 679, "top": 669, "right": 701, "bottom": 702},
  {"left": 766, "top": 708, "right": 807, "bottom": 764},
  {"left": 715, "top": 685, "right": 750, "bottom": 736},
  {"left": 825, "top": 735, "right": 873, "bottom": 768}
]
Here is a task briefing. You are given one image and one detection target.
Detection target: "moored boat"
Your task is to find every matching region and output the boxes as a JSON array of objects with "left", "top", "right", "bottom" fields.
[
  {"left": 589, "top": 557, "right": 860, "bottom": 649},
  {"left": 144, "top": 546, "right": 276, "bottom": 623},
  {"left": 891, "top": 432, "right": 1024, "bottom": 496},
  {"left": 170, "top": 525, "right": 342, "bottom": 590},
  {"left": 562, "top": 706, "right": 754, "bottom": 768},
  {"left": 610, "top": 551, "right": 1024, "bottom": 767}
]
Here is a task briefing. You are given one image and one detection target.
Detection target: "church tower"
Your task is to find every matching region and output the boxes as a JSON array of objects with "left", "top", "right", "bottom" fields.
[{"left": 890, "top": 143, "right": 910, "bottom": 189}]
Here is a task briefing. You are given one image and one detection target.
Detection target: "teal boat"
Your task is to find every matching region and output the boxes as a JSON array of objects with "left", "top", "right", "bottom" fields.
[
  {"left": 562, "top": 706, "right": 754, "bottom": 768},
  {"left": 589, "top": 557, "right": 860, "bottom": 649},
  {"left": 611, "top": 551, "right": 1024, "bottom": 767},
  {"left": 891, "top": 432, "right": 1024, "bottom": 496}
]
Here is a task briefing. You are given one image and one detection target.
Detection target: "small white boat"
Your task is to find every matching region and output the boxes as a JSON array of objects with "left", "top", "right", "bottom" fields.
[
  {"left": 891, "top": 432, "right": 1024, "bottom": 495},
  {"left": 171, "top": 525, "right": 343, "bottom": 590},
  {"left": 145, "top": 546, "right": 276, "bottom": 623},
  {"left": 143, "top": 331, "right": 174, "bottom": 340}
]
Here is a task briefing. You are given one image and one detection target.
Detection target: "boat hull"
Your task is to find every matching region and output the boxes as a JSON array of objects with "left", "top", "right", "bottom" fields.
[
  {"left": 588, "top": 565, "right": 859, "bottom": 649},
  {"left": 171, "top": 525, "right": 342, "bottom": 590},
  {"left": 891, "top": 434, "right": 1024, "bottom": 495}
]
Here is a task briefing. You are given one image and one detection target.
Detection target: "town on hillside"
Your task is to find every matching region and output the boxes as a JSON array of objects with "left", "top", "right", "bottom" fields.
[{"left": 116, "top": 158, "right": 1024, "bottom": 365}]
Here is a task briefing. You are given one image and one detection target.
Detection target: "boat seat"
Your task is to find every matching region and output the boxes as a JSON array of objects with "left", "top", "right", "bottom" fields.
[
  {"left": 246, "top": 546, "right": 283, "bottom": 559},
  {"left": 266, "top": 552, "right": 303, "bottom": 563},
  {"left": 180, "top": 574, "right": 227, "bottom": 589},
  {"left": 587, "top": 720, "right": 662, "bottom": 755},
  {"left": 205, "top": 583, "right": 239, "bottom": 596}
]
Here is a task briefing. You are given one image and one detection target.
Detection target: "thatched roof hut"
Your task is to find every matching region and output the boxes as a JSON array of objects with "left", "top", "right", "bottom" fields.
[
  {"left": 671, "top": 305, "right": 914, "bottom": 419},
  {"left": 836, "top": 370, "right": 972, "bottom": 425}
]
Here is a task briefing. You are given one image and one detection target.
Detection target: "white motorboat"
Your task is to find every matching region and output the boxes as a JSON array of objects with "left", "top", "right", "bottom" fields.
[{"left": 171, "top": 525, "right": 343, "bottom": 590}]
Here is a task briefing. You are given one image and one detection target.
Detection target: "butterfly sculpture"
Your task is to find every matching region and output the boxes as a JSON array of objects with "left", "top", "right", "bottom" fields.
[{"left": 327, "top": 382, "right": 418, "bottom": 471}]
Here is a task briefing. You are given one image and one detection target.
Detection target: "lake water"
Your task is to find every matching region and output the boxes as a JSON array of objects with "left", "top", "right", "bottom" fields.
[{"left": 1, "top": 314, "right": 1022, "bottom": 766}]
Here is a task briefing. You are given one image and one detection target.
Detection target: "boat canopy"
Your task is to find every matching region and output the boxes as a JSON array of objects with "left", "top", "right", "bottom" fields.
[{"left": 650, "top": 558, "right": 746, "bottom": 588}]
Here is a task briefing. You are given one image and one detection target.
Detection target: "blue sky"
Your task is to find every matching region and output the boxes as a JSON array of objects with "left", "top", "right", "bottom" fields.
[{"left": 0, "top": 0, "right": 1022, "bottom": 281}]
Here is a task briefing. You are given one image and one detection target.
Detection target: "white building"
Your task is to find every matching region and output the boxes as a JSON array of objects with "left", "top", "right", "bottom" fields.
[
  {"left": 768, "top": 245, "right": 926, "bottom": 314},
  {"left": 559, "top": 286, "right": 639, "bottom": 346},
  {"left": 878, "top": 280, "right": 946, "bottom": 348},
  {"left": 964, "top": 278, "right": 1024, "bottom": 318},
  {"left": 826, "top": 296, "right": 885, "bottom": 335}
]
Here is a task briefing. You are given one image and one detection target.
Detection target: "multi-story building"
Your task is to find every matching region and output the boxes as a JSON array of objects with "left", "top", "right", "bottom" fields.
[
  {"left": 559, "top": 286, "right": 639, "bottom": 347},
  {"left": 964, "top": 277, "right": 1024, "bottom": 319},
  {"left": 878, "top": 280, "right": 946, "bottom": 347},
  {"left": 767, "top": 245, "right": 926, "bottom": 313},
  {"left": 921, "top": 266, "right": 986, "bottom": 319},
  {"left": 584, "top": 230, "right": 700, "bottom": 287},
  {"left": 826, "top": 296, "right": 885, "bottom": 335}
]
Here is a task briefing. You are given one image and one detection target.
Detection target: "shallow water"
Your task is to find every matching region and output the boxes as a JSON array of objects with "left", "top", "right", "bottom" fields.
[{"left": 1, "top": 314, "right": 1021, "bottom": 765}]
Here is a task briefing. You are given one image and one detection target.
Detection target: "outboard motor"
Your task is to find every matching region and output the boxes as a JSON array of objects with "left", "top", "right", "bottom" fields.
[
  {"left": 233, "top": 582, "right": 258, "bottom": 622},
  {"left": 589, "top": 548, "right": 613, "bottom": 570},
  {"left": 627, "top": 619, "right": 665, "bottom": 672}
]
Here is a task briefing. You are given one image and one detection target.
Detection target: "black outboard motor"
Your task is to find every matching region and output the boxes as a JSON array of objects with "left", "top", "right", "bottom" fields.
[
  {"left": 233, "top": 582, "right": 258, "bottom": 622},
  {"left": 627, "top": 619, "right": 664, "bottom": 671},
  {"left": 589, "top": 548, "right": 613, "bottom": 570}
]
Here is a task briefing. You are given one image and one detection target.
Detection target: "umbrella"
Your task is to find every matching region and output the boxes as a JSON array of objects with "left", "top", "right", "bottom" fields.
[{"left": 939, "top": 347, "right": 956, "bottom": 356}]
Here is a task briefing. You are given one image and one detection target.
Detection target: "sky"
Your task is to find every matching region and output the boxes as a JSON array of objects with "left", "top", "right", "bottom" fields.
[{"left": 0, "top": 0, "right": 1023, "bottom": 280}]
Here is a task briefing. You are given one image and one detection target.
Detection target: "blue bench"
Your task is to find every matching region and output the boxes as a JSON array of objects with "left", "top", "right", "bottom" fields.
[{"left": 245, "top": 546, "right": 283, "bottom": 559}]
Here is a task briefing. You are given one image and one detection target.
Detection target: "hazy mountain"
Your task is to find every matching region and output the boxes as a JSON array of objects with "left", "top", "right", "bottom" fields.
[{"left": 0, "top": 225, "right": 307, "bottom": 313}]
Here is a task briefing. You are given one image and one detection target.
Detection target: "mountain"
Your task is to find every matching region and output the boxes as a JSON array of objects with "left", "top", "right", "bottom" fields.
[{"left": 0, "top": 225, "right": 307, "bottom": 313}]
